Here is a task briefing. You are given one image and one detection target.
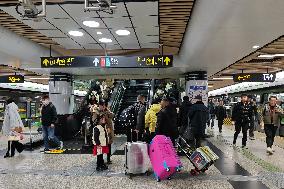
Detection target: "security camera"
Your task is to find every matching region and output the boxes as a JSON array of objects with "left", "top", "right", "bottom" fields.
[
  {"left": 16, "top": 0, "right": 46, "bottom": 20},
  {"left": 97, "top": 0, "right": 111, "bottom": 9},
  {"left": 19, "top": 0, "right": 39, "bottom": 18}
]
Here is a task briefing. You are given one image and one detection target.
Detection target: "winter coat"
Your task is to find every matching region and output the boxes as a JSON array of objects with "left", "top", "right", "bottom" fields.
[
  {"left": 232, "top": 102, "right": 253, "bottom": 123},
  {"left": 41, "top": 102, "right": 57, "bottom": 127},
  {"left": 145, "top": 104, "right": 161, "bottom": 133},
  {"left": 99, "top": 109, "right": 115, "bottom": 144},
  {"left": 93, "top": 125, "right": 108, "bottom": 146},
  {"left": 262, "top": 104, "right": 284, "bottom": 127},
  {"left": 156, "top": 105, "right": 178, "bottom": 139},
  {"left": 134, "top": 102, "right": 146, "bottom": 132},
  {"left": 179, "top": 100, "right": 192, "bottom": 127},
  {"left": 215, "top": 105, "right": 227, "bottom": 121},
  {"left": 187, "top": 101, "right": 209, "bottom": 135},
  {"left": 3, "top": 102, "right": 24, "bottom": 136}
]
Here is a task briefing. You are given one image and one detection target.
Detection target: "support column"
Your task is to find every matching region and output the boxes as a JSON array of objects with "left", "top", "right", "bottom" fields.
[
  {"left": 185, "top": 71, "right": 208, "bottom": 106},
  {"left": 49, "top": 73, "right": 74, "bottom": 115}
]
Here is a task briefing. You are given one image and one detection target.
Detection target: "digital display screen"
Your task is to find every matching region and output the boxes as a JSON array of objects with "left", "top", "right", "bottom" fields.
[
  {"left": 0, "top": 75, "right": 24, "bottom": 83},
  {"left": 233, "top": 73, "right": 276, "bottom": 82},
  {"left": 41, "top": 55, "right": 173, "bottom": 68}
]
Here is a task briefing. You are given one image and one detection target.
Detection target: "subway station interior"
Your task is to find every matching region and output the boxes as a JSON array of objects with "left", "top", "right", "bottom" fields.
[{"left": 1, "top": 0, "right": 284, "bottom": 188}]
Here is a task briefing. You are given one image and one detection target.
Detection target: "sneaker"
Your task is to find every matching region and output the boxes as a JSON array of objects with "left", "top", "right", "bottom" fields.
[
  {"left": 4, "top": 153, "right": 10, "bottom": 158},
  {"left": 107, "top": 160, "right": 112, "bottom": 165},
  {"left": 249, "top": 137, "right": 256, "bottom": 140},
  {"left": 267, "top": 147, "right": 273, "bottom": 155},
  {"left": 241, "top": 145, "right": 248, "bottom": 149},
  {"left": 272, "top": 148, "right": 275, "bottom": 152},
  {"left": 44, "top": 148, "right": 50, "bottom": 152},
  {"left": 96, "top": 167, "right": 103, "bottom": 172}
]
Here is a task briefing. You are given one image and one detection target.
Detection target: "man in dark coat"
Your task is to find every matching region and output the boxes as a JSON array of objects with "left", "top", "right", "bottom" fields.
[
  {"left": 215, "top": 100, "right": 227, "bottom": 133},
  {"left": 179, "top": 96, "right": 192, "bottom": 130},
  {"left": 156, "top": 97, "right": 178, "bottom": 145},
  {"left": 187, "top": 95, "right": 209, "bottom": 148}
]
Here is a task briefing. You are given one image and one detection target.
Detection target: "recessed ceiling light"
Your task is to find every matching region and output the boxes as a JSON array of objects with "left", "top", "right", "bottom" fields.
[
  {"left": 97, "top": 31, "right": 102, "bottom": 35},
  {"left": 115, "top": 29, "right": 130, "bottom": 36},
  {"left": 68, "top": 30, "right": 83, "bottom": 37},
  {"left": 99, "top": 38, "right": 112, "bottom": 43},
  {"left": 83, "top": 21, "right": 100, "bottom": 28},
  {"left": 253, "top": 45, "right": 260, "bottom": 49}
]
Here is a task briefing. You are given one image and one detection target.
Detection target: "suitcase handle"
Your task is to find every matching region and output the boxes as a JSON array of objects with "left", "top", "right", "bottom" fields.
[{"left": 131, "top": 129, "right": 139, "bottom": 142}]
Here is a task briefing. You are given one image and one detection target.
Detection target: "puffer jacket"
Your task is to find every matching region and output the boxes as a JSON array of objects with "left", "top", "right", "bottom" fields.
[
  {"left": 2, "top": 102, "right": 24, "bottom": 136},
  {"left": 262, "top": 104, "right": 284, "bottom": 127},
  {"left": 100, "top": 109, "right": 115, "bottom": 144},
  {"left": 145, "top": 104, "right": 161, "bottom": 133}
]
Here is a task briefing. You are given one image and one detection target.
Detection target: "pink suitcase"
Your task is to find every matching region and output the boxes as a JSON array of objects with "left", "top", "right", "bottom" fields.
[{"left": 149, "top": 135, "right": 182, "bottom": 181}]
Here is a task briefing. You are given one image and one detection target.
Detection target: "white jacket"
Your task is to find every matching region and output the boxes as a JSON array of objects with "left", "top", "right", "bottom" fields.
[{"left": 2, "top": 102, "right": 24, "bottom": 136}]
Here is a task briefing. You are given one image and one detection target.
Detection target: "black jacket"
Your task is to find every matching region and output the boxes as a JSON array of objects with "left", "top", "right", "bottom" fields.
[
  {"left": 232, "top": 102, "right": 253, "bottom": 123},
  {"left": 187, "top": 101, "right": 209, "bottom": 135},
  {"left": 156, "top": 105, "right": 178, "bottom": 139},
  {"left": 179, "top": 101, "right": 192, "bottom": 127},
  {"left": 135, "top": 102, "right": 146, "bottom": 132},
  {"left": 215, "top": 106, "right": 227, "bottom": 120},
  {"left": 41, "top": 102, "right": 57, "bottom": 127}
]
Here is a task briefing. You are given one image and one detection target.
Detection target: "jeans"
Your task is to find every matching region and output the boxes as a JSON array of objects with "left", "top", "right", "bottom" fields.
[
  {"left": 264, "top": 124, "right": 278, "bottom": 148},
  {"left": 233, "top": 122, "right": 249, "bottom": 146},
  {"left": 42, "top": 126, "right": 61, "bottom": 149}
]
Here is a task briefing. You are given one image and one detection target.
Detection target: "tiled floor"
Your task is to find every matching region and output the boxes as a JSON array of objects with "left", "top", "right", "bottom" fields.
[{"left": 0, "top": 121, "right": 284, "bottom": 189}]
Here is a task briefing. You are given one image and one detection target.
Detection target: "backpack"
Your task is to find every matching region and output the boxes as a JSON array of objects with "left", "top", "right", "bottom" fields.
[{"left": 119, "top": 105, "right": 137, "bottom": 129}]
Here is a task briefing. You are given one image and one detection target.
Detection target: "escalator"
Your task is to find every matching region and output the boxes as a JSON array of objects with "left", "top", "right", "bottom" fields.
[{"left": 114, "top": 80, "right": 151, "bottom": 134}]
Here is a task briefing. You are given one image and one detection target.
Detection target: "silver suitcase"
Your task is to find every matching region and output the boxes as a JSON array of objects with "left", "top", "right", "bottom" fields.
[{"left": 124, "top": 134, "right": 149, "bottom": 177}]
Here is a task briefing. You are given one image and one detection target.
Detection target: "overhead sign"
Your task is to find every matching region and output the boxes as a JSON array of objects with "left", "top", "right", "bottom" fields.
[
  {"left": 189, "top": 86, "right": 207, "bottom": 90},
  {"left": 41, "top": 55, "right": 173, "bottom": 68},
  {"left": 233, "top": 73, "right": 276, "bottom": 82},
  {"left": 0, "top": 75, "right": 24, "bottom": 83}
]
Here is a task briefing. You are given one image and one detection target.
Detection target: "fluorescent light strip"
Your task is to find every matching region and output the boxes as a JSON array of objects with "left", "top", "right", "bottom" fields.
[
  {"left": 212, "top": 77, "right": 233, "bottom": 80},
  {"left": 258, "top": 54, "right": 284, "bottom": 58},
  {"left": 29, "top": 78, "right": 49, "bottom": 80}
]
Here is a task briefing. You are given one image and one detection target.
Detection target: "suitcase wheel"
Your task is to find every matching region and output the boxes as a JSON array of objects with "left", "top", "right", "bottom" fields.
[
  {"left": 190, "top": 169, "right": 198, "bottom": 176},
  {"left": 166, "top": 168, "right": 170, "bottom": 172},
  {"left": 167, "top": 177, "right": 171, "bottom": 180},
  {"left": 156, "top": 178, "right": 161, "bottom": 182}
]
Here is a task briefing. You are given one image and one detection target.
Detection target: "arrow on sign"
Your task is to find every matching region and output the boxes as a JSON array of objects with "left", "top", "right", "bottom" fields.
[
  {"left": 164, "top": 57, "right": 171, "bottom": 65},
  {"left": 93, "top": 58, "right": 99, "bottom": 66}
]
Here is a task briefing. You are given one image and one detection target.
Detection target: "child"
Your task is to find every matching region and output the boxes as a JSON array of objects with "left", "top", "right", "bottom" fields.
[{"left": 93, "top": 114, "right": 109, "bottom": 171}]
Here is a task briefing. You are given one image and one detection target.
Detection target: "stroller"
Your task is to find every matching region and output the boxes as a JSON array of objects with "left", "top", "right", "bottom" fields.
[{"left": 176, "top": 136, "right": 219, "bottom": 176}]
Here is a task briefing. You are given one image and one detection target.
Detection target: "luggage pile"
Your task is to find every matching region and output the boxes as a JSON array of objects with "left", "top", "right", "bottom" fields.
[
  {"left": 177, "top": 136, "right": 219, "bottom": 176},
  {"left": 124, "top": 134, "right": 218, "bottom": 181}
]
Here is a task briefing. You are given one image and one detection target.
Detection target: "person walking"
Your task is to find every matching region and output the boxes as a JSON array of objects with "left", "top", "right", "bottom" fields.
[
  {"left": 145, "top": 98, "right": 161, "bottom": 142},
  {"left": 187, "top": 95, "right": 209, "bottom": 148},
  {"left": 208, "top": 100, "right": 216, "bottom": 128},
  {"left": 232, "top": 94, "right": 253, "bottom": 148},
  {"left": 260, "top": 96, "right": 284, "bottom": 155},
  {"left": 215, "top": 100, "right": 227, "bottom": 133},
  {"left": 2, "top": 98, "right": 24, "bottom": 158},
  {"left": 248, "top": 96, "right": 258, "bottom": 140},
  {"left": 156, "top": 97, "right": 178, "bottom": 145},
  {"left": 98, "top": 100, "right": 114, "bottom": 164},
  {"left": 41, "top": 95, "right": 63, "bottom": 151}
]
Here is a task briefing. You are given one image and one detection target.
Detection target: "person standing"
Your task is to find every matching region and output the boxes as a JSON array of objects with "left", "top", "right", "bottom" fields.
[
  {"left": 156, "top": 97, "right": 178, "bottom": 145},
  {"left": 260, "top": 96, "right": 284, "bottom": 155},
  {"left": 187, "top": 95, "right": 209, "bottom": 148},
  {"left": 126, "top": 95, "right": 146, "bottom": 142},
  {"left": 215, "top": 100, "right": 227, "bottom": 133},
  {"left": 41, "top": 95, "right": 63, "bottom": 151},
  {"left": 145, "top": 98, "right": 161, "bottom": 142},
  {"left": 98, "top": 100, "right": 114, "bottom": 164},
  {"left": 232, "top": 94, "right": 253, "bottom": 148},
  {"left": 2, "top": 98, "right": 24, "bottom": 158},
  {"left": 179, "top": 96, "right": 192, "bottom": 131}
]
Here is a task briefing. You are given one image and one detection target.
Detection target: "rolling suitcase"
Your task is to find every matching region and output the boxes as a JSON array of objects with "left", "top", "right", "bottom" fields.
[
  {"left": 124, "top": 130, "right": 149, "bottom": 178},
  {"left": 149, "top": 135, "right": 182, "bottom": 182}
]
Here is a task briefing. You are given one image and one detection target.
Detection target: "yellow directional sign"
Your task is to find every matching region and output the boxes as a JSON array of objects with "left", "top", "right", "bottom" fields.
[
  {"left": 0, "top": 75, "right": 24, "bottom": 83},
  {"left": 164, "top": 57, "right": 171, "bottom": 65}
]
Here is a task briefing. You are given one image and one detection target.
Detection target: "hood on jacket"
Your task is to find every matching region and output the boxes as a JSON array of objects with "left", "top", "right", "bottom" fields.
[
  {"left": 149, "top": 104, "right": 161, "bottom": 113},
  {"left": 7, "top": 102, "right": 18, "bottom": 111}
]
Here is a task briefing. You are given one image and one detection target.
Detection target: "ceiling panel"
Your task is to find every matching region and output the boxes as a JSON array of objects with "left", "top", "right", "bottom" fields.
[
  {"left": 127, "top": 2, "right": 158, "bottom": 17},
  {"left": 97, "top": 3, "right": 128, "bottom": 18},
  {"left": 132, "top": 16, "right": 158, "bottom": 28},
  {"left": 37, "top": 29, "right": 66, "bottom": 38},
  {"left": 103, "top": 17, "right": 132, "bottom": 30},
  {"left": 84, "top": 43, "right": 102, "bottom": 50},
  {"left": 52, "top": 38, "right": 82, "bottom": 49},
  {"left": 141, "top": 43, "right": 159, "bottom": 49},
  {"left": 45, "top": 4, "right": 69, "bottom": 19},
  {"left": 49, "top": 17, "right": 79, "bottom": 32}
]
